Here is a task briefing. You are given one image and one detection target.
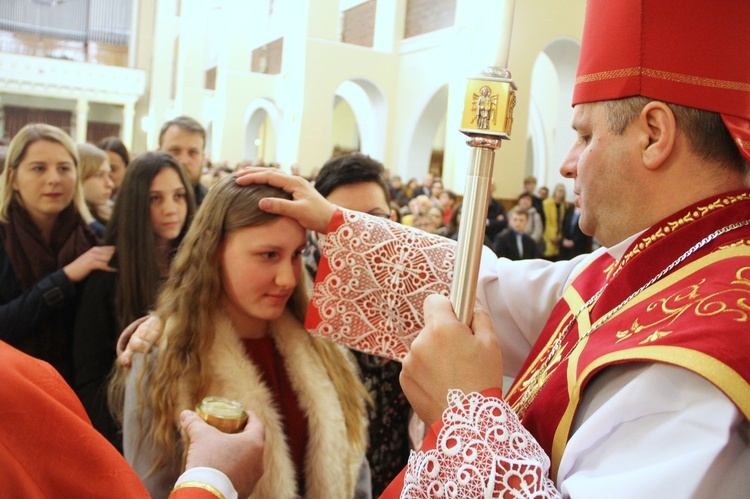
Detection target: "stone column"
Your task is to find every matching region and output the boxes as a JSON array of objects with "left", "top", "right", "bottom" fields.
[
  {"left": 75, "top": 98, "right": 89, "bottom": 143},
  {"left": 122, "top": 102, "right": 135, "bottom": 151}
]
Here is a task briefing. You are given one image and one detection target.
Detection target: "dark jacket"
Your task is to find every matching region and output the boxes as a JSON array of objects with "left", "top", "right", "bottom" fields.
[
  {"left": 558, "top": 208, "right": 592, "bottom": 260},
  {"left": 0, "top": 236, "right": 80, "bottom": 384},
  {"left": 194, "top": 183, "right": 209, "bottom": 206},
  {"left": 493, "top": 229, "right": 541, "bottom": 261},
  {"left": 73, "top": 269, "right": 122, "bottom": 452},
  {"left": 486, "top": 198, "right": 508, "bottom": 241}
]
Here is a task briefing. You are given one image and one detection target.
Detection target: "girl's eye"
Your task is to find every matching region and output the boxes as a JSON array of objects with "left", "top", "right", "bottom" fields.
[{"left": 150, "top": 195, "right": 160, "bottom": 203}]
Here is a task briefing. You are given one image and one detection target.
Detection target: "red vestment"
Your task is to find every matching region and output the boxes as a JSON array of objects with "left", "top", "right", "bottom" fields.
[{"left": 0, "top": 340, "right": 221, "bottom": 498}]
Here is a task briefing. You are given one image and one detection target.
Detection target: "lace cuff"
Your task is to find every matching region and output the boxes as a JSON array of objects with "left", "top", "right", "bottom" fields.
[
  {"left": 402, "top": 390, "right": 561, "bottom": 498},
  {"left": 306, "top": 209, "right": 456, "bottom": 360}
]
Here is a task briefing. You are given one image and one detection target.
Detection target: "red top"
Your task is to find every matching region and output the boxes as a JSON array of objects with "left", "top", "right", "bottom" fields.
[{"left": 243, "top": 336, "right": 309, "bottom": 493}]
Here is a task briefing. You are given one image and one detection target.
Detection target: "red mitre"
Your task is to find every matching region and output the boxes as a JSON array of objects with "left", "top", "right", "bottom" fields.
[{"left": 572, "top": 0, "right": 750, "bottom": 163}]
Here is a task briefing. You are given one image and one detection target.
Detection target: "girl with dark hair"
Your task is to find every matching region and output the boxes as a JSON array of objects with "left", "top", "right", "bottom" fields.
[
  {"left": 73, "top": 151, "right": 196, "bottom": 451},
  {"left": 110, "top": 175, "right": 371, "bottom": 498}
]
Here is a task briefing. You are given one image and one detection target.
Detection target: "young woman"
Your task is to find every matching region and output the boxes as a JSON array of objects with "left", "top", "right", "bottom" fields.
[
  {"left": 97, "top": 136, "right": 130, "bottom": 198},
  {"left": 111, "top": 176, "right": 370, "bottom": 498},
  {"left": 78, "top": 142, "right": 114, "bottom": 236},
  {"left": 0, "top": 123, "right": 115, "bottom": 384},
  {"left": 74, "top": 151, "right": 196, "bottom": 451}
]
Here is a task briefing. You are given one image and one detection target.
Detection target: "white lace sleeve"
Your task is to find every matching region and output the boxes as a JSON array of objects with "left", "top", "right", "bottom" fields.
[
  {"left": 402, "top": 390, "right": 561, "bottom": 499},
  {"left": 308, "top": 210, "right": 455, "bottom": 360}
]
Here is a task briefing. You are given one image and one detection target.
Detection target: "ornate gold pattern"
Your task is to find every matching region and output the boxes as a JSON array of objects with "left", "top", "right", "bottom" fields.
[
  {"left": 576, "top": 67, "right": 750, "bottom": 92},
  {"left": 614, "top": 268, "right": 750, "bottom": 344},
  {"left": 459, "top": 78, "right": 516, "bottom": 138},
  {"left": 612, "top": 193, "right": 750, "bottom": 279}
]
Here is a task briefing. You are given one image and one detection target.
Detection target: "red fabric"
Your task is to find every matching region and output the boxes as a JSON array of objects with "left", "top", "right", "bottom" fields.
[
  {"left": 506, "top": 190, "right": 750, "bottom": 472},
  {"left": 170, "top": 488, "right": 224, "bottom": 499},
  {"left": 573, "top": 0, "right": 750, "bottom": 162},
  {"left": 0, "top": 340, "right": 149, "bottom": 497},
  {"left": 243, "top": 337, "right": 308, "bottom": 493}
]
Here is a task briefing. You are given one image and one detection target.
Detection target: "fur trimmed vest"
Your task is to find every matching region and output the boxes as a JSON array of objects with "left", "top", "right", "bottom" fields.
[{"left": 179, "top": 311, "right": 365, "bottom": 498}]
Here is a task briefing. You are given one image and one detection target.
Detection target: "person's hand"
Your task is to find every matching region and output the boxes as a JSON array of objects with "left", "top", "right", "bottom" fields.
[
  {"left": 116, "top": 315, "right": 162, "bottom": 367},
  {"left": 181, "top": 409, "right": 265, "bottom": 498},
  {"left": 62, "top": 245, "right": 116, "bottom": 282},
  {"left": 562, "top": 238, "right": 574, "bottom": 249},
  {"left": 236, "top": 167, "right": 336, "bottom": 233},
  {"left": 400, "top": 294, "right": 504, "bottom": 425}
]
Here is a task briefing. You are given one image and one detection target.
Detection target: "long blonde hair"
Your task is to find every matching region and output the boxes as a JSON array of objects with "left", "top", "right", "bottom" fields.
[
  {"left": 0, "top": 124, "right": 93, "bottom": 224},
  {"left": 111, "top": 174, "right": 368, "bottom": 473}
]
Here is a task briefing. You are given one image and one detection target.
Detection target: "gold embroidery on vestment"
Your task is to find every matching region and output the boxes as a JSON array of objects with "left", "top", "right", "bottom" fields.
[{"left": 612, "top": 193, "right": 750, "bottom": 279}]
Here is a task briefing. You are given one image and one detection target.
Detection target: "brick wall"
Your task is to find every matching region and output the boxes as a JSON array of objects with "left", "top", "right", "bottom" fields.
[
  {"left": 251, "top": 37, "right": 283, "bottom": 74},
  {"left": 342, "top": 0, "right": 376, "bottom": 47},
  {"left": 404, "top": 0, "right": 456, "bottom": 38}
]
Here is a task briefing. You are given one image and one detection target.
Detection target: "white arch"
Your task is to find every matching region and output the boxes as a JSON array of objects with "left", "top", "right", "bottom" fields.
[
  {"left": 333, "top": 78, "right": 387, "bottom": 161},
  {"left": 527, "top": 99, "right": 548, "bottom": 185},
  {"left": 526, "top": 36, "right": 580, "bottom": 197},
  {"left": 243, "top": 98, "right": 282, "bottom": 162},
  {"left": 403, "top": 84, "right": 449, "bottom": 179}
]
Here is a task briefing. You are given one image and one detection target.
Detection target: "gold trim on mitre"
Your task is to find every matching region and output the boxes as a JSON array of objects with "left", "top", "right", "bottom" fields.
[{"left": 576, "top": 67, "right": 750, "bottom": 93}]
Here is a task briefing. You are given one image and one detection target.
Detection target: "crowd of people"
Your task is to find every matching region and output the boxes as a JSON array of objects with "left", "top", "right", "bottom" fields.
[{"left": 1, "top": 0, "right": 748, "bottom": 497}]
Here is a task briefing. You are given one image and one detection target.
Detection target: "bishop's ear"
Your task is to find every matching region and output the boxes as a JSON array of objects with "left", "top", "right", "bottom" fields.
[{"left": 639, "top": 101, "right": 677, "bottom": 170}]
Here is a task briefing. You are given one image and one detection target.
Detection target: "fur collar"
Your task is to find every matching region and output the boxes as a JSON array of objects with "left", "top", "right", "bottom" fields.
[{"left": 180, "top": 311, "right": 363, "bottom": 498}]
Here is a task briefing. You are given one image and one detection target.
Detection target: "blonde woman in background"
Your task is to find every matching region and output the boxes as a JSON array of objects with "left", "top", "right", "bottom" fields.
[
  {"left": 542, "top": 183, "right": 570, "bottom": 260},
  {"left": 0, "top": 124, "right": 115, "bottom": 384},
  {"left": 78, "top": 142, "right": 114, "bottom": 237}
]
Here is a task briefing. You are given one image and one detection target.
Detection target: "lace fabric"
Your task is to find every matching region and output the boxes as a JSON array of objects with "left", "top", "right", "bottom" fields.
[
  {"left": 402, "top": 390, "right": 561, "bottom": 498},
  {"left": 311, "top": 210, "right": 455, "bottom": 360}
]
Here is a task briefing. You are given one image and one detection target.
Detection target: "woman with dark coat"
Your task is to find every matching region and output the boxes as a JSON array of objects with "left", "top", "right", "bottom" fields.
[{"left": 0, "top": 124, "right": 115, "bottom": 384}]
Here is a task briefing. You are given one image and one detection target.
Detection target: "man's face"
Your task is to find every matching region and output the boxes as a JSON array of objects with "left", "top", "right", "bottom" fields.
[
  {"left": 325, "top": 181, "right": 390, "bottom": 218},
  {"left": 509, "top": 212, "right": 528, "bottom": 233},
  {"left": 560, "top": 102, "right": 638, "bottom": 246},
  {"left": 159, "top": 125, "right": 205, "bottom": 186}
]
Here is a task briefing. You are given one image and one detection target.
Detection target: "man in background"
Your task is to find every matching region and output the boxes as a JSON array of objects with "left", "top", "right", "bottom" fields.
[{"left": 158, "top": 116, "right": 209, "bottom": 205}]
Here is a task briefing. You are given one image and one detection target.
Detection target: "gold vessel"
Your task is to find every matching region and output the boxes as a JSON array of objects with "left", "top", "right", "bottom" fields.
[{"left": 195, "top": 396, "right": 248, "bottom": 434}]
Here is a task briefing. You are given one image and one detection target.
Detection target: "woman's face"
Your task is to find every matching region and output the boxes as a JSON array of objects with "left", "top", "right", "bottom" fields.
[
  {"left": 149, "top": 167, "right": 188, "bottom": 246},
  {"left": 105, "top": 150, "right": 127, "bottom": 192},
  {"left": 82, "top": 159, "right": 113, "bottom": 206},
  {"left": 11, "top": 140, "right": 76, "bottom": 224},
  {"left": 219, "top": 216, "right": 306, "bottom": 336}
]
